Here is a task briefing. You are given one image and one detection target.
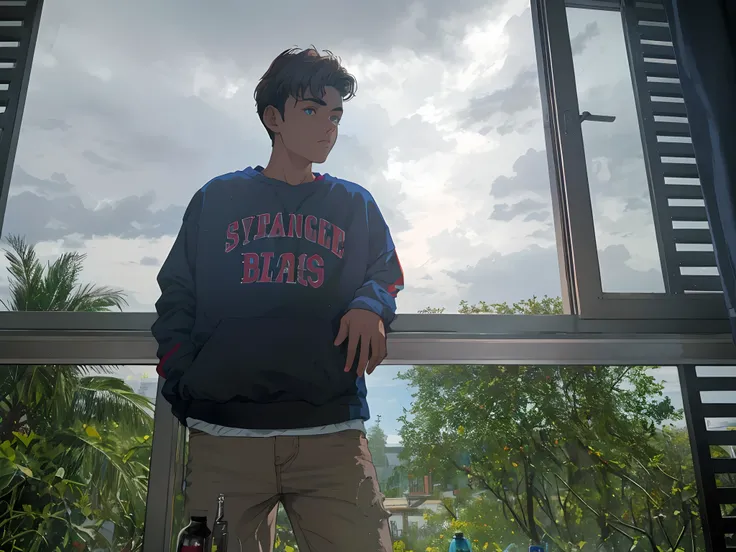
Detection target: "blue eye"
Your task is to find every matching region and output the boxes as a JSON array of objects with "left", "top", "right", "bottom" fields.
[
  {"left": 303, "top": 108, "right": 316, "bottom": 115},
  {"left": 330, "top": 116, "right": 341, "bottom": 125}
]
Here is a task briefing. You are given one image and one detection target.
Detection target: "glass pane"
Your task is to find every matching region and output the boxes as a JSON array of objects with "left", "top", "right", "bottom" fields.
[
  {"left": 374, "top": 364, "right": 705, "bottom": 551},
  {"left": 1, "top": 360, "right": 712, "bottom": 550},
  {"left": 567, "top": 7, "right": 666, "bottom": 293},
  {"left": 172, "top": 362, "right": 706, "bottom": 550},
  {"left": 0, "top": 0, "right": 565, "bottom": 314},
  {"left": 0, "top": 363, "right": 155, "bottom": 550}
]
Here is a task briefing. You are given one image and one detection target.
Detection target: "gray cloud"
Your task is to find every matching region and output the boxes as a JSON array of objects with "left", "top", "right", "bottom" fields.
[
  {"left": 82, "top": 150, "right": 128, "bottom": 172},
  {"left": 447, "top": 245, "right": 562, "bottom": 303},
  {"left": 459, "top": 69, "right": 539, "bottom": 133},
  {"left": 529, "top": 227, "right": 553, "bottom": 239},
  {"left": 494, "top": 8, "right": 544, "bottom": 81},
  {"left": 491, "top": 148, "right": 550, "bottom": 199},
  {"left": 13, "top": 63, "right": 412, "bottom": 240},
  {"left": 598, "top": 244, "right": 663, "bottom": 292},
  {"left": 446, "top": 243, "right": 662, "bottom": 305},
  {"left": 490, "top": 198, "right": 549, "bottom": 221},
  {"left": 487, "top": 108, "right": 657, "bottom": 224},
  {"left": 523, "top": 210, "right": 550, "bottom": 223},
  {"left": 100, "top": 133, "right": 203, "bottom": 167},
  {"left": 4, "top": 171, "right": 184, "bottom": 245},
  {"left": 386, "top": 114, "right": 455, "bottom": 161},
  {"left": 624, "top": 196, "right": 650, "bottom": 212},
  {"left": 39, "top": 0, "right": 511, "bottom": 71},
  {"left": 21, "top": 65, "right": 244, "bottom": 175},
  {"left": 427, "top": 227, "right": 478, "bottom": 260},
  {"left": 10, "top": 167, "right": 74, "bottom": 197},
  {"left": 451, "top": 6, "right": 547, "bottom": 137},
  {"left": 32, "top": 118, "right": 71, "bottom": 131},
  {"left": 140, "top": 256, "right": 160, "bottom": 266},
  {"left": 570, "top": 22, "right": 600, "bottom": 56},
  {"left": 13, "top": 6, "right": 433, "bottom": 240}
]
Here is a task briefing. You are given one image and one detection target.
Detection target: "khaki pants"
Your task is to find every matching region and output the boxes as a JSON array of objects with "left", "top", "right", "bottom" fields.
[{"left": 184, "top": 429, "right": 393, "bottom": 552}]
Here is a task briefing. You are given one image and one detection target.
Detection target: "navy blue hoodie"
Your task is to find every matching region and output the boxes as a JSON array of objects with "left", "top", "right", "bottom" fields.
[{"left": 152, "top": 166, "right": 404, "bottom": 429}]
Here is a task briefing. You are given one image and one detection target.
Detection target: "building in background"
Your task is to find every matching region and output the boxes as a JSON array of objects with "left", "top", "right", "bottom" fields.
[{"left": 385, "top": 497, "right": 444, "bottom": 539}]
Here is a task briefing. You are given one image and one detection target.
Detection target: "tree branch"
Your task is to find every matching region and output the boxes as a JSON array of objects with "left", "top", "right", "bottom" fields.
[
  {"left": 452, "top": 460, "right": 530, "bottom": 537},
  {"left": 609, "top": 367, "right": 631, "bottom": 393},
  {"left": 554, "top": 473, "right": 656, "bottom": 545},
  {"left": 442, "top": 501, "right": 457, "bottom": 521},
  {"left": 656, "top": 515, "right": 675, "bottom": 551}
]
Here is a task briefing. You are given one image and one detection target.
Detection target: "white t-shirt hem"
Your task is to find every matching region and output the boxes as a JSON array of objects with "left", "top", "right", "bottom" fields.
[{"left": 186, "top": 418, "right": 366, "bottom": 437}]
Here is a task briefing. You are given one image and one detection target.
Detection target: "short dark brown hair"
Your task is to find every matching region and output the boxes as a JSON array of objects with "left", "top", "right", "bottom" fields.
[{"left": 254, "top": 46, "right": 358, "bottom": 143}]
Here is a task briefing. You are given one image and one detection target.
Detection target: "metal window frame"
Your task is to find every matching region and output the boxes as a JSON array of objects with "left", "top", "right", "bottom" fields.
[
  {"left": 678, "top": 365, "right": 736, "bottom": 552},
  {"left": 565, "top": 0, "right": 621, "bottom": 9},
  {"left": 1, "top": 311, "right": 736, "bottom": 366},
  {"left": 3, "top": 328, "right": 736, "bottom": 367},
  {"left": 0, "top": 0, "right": 44, "bottom": 234},
  {"left": 144, "top": 382, "right": 182, "bottom": 552},
  {"left": 546, "top": 0, "right": 728, "bottom": 320}
]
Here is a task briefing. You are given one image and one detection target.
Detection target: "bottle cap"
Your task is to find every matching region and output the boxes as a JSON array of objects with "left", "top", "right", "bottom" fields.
[
  {"left": 455, "top": 532, "right": 464, "bottom": 538},
  {"left": 192, "top": 515, "right": 207, "bottom": 522}
]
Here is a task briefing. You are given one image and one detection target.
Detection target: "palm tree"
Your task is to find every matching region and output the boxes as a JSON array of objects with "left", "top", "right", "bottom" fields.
[{"left": 0, "top": 235, "right": 154, "bottom": 551}]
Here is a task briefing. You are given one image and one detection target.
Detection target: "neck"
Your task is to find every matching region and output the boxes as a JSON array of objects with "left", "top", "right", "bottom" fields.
[{"left": 261, "top": 138, "right": 314, "bottom": 186}]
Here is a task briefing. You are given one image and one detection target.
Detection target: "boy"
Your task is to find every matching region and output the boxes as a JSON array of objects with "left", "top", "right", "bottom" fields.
[{"left": 152, "top": 47, "right": 404, "bottom": 551}]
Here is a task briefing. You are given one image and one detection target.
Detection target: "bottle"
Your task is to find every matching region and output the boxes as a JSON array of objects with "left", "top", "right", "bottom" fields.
[
  {"left": 449, "top": 532, "right": 472, "bottom": 552},
  {"left": 211, "top": 494, "right": 229, "bottom": 552},
  {"left": 529, "top": 547, "right": 545, "bottom": 552},
  {"left": 177, "top": 515, "right": 211, "bottom": 552}
]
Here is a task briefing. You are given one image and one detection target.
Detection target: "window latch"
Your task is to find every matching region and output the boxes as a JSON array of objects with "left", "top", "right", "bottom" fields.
[{"left": 579, "top": 111, "right": 616, "bottom": 123}]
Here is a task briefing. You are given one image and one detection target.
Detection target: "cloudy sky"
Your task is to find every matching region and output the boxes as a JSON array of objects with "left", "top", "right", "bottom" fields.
[
  {"left": 1, "top": 0, "right": 720, "bottom": 440},
  {"left": 1, "top": 0, "right": 669, "bottom": 312}
]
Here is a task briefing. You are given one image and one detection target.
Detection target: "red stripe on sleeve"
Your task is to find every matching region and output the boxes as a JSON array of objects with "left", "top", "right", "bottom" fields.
[
  {"left": 156, "top": 342, "right": 181, "bottom": 378},
  {"left": 387, "top": 254, "right": 405, "bottom": 297}
]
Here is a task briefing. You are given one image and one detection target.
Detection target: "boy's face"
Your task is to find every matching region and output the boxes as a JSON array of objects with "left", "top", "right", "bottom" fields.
[{"left": 266, "top": 86, "right": 343, "bottom": 164}]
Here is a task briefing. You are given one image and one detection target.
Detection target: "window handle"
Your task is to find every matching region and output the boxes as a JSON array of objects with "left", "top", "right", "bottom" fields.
[{"left": 580, "top": 111, "right": 616, "bottom": 123}]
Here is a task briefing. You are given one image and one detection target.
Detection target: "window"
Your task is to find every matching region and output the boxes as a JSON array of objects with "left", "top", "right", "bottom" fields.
[
  {"left": 0, "top": 1, "right": 733, "bottom": 549},
  {"left": 567, "top": 6, "right": 665, "bottom": 293},
  {"left": 1, "top": 0, "right": 568, "bottom": 316},
  {"left": 0, "top": 363, "right": 156, "bottom": 551},
  {"left": 0, "top": 0, "right": 727, "bottom": 325},
  {"left": 540, "top": 0, "right": 727, "bottom": 318},
  {"left": 161, "top": 364, "right": 715, "bottom": 551}
]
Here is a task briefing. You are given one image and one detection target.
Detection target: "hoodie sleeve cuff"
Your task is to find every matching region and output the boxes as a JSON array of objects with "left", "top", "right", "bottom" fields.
[{"left": 347, "top": 297, "right": 396, "bottom": 327}]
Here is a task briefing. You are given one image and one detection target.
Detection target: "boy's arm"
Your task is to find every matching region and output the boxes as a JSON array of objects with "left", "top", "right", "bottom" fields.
[
  {"left": 337, "top": 196, "right": 404, "bottom": 376},
  {"left": 151, "top": 191, "right": 202, "bottom": 381},
  {"left": 346, "top": 197, "right": 404, "bottom": 326}
]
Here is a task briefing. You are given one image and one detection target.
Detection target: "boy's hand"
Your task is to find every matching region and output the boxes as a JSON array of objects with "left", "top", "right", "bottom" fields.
[{"left": 334, "top": 309, "right": 387, "bottom": 377}]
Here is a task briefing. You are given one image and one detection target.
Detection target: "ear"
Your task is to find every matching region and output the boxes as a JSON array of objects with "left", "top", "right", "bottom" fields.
[{"left": 262, "top": 106, "right": 283, "bottom": 136}]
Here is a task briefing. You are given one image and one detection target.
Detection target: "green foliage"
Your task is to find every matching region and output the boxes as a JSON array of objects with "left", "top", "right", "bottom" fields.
[
  {"left": 274, "top": 504, "right": 298, "bottom": 551},
  {"left": 396, "top": 297, "right": 705, "bottom": 552},
  {"left": 368, "top": 416, "right": 389, "bottom": 471},
  {"left": 0, "top": 236, "right": 152, "bottom": 551},
  {"left": 0, "top": 234, "right": 127, "bottom": 312}
]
